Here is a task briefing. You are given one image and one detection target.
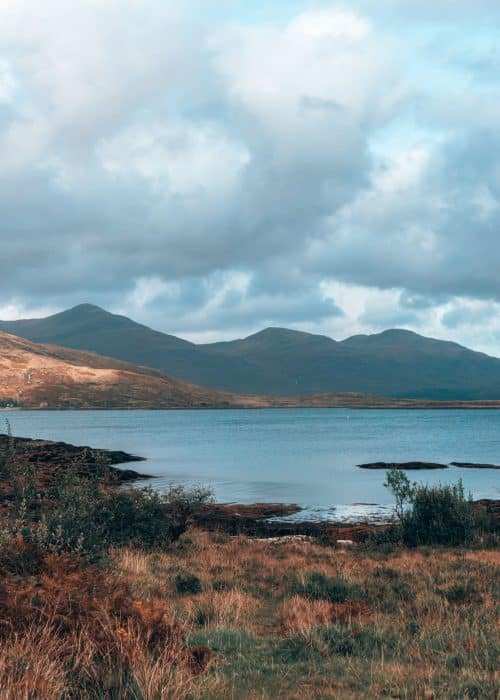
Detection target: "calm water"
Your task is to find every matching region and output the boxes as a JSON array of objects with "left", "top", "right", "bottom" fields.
[{"left": 2, "top": 409, "right": 500, "bottom": 521}]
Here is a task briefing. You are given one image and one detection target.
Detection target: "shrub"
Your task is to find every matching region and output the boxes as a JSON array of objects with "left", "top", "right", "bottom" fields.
[
  {"left": 175, "top": 573, "right": 202, "bottom": 595},
  {"left": 441, "top": 583, "right": 483, "bottom": 605},
  {"left": 384, "top": 470, "right": 485, "bottom": 547},
  {"left": 105, "top": 487, "right": 182, "bottom": 549},
  {"left": 162, "top": 483, "right": 214, "bottom": 541},
  {"left": 1, "top": 467, "right": 214, "bottom": 562}
]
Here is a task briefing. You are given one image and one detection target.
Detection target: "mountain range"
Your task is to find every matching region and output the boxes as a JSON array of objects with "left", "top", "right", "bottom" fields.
[
  {"left": 2, "top": 331, "right": 456, "bottom": 410},
  {"left": 2, "top": 303, "right": 500, "bottom": 400}
]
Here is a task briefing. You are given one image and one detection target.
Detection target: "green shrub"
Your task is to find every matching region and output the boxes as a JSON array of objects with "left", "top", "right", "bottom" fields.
[
  {"left": 441, "top": 583, "right": 483, "bottom": 605},
  {"left": 175, "top": 572, "right": 202, "bottom": 595},
  {"left": 35, "top": 471, "right": 108, "bottom": 560},
  {"left": 1, "top": 466, "right": 214, "bottom": 562},
  {"left": 105, "top": 487, "right": 180, "bottom": 549},
  {"left": 384, "top": 470, "right": 487, "bottom": 547}
]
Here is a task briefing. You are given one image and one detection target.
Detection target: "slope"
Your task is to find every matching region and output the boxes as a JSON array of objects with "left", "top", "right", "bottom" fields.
[{"left": 4, "top": 306, "right": 500, "bottom": 398}]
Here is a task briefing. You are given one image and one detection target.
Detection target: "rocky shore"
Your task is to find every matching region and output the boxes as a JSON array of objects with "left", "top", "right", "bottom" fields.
[
  {"left": 189, "top": 502, "right": 383, "bottom": 541},
  {"left": 450, "top": 461, "right": 500, "bottom": 469},
  {"left": 1, "top": 433, "right": 498, "bottom": 539},
  {"left": 0, "top": 433, "right": 151, "bottom": 492}
]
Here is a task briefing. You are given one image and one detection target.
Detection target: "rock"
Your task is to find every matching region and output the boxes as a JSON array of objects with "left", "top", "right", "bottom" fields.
[
  {"left": 117, "top": 468, "right": 149, "bottom": 481},
  {"left": 450, "top": 462, "right": 500, "bottom": 470},
  {"left": 255, "top": 535, "right": 312, "bottom": 544},
  {"left": 0, "top": 433, "right": 151, "bottom": 494},
  {"left": 357, "top": 461, "right": 448, "bottom": 470}
]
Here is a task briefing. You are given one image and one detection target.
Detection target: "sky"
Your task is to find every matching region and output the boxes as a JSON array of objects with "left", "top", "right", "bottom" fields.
[{"left": 1, "top": 1, "right": 500, "bottom": 351}]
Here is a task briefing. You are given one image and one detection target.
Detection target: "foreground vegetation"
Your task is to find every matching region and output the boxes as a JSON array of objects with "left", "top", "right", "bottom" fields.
[
  {"left": 0, "top": 430, "right": 498, "bottom": 698},
  {"left": 0, "top": 530, "right": 497, "bottom": 698}
]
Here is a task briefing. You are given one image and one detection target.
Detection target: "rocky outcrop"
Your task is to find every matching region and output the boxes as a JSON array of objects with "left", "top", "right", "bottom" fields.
[
  {"left": 357, "top": 461, "right": 448, "bottom": 470},
  {"left": 451, "top": 462, "right": 500, "bottom": 469},
  {"left": 0, "top": 433, "right": 150, "bottom": 493}
]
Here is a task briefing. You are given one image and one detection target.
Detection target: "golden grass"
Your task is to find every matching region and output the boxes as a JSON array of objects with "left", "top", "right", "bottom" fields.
[
  {"left": 0, "top": 531, "right": 497, "bottom": 697},
  {"left": 111, "top": 531, "right": 499, "bottom": 698},
  {"left": 182, "top": 591, "right": 261, "bottom": 630}
]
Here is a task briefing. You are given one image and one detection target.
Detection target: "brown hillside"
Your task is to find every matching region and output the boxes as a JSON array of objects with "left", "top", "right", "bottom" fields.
[{"left": 0, "top": 331, "right": 244, "bottom": 409}]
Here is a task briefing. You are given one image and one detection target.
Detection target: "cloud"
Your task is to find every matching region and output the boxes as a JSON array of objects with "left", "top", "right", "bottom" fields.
[
  {"left": 308, "top": 130, "right": 500, "bottom": 304},
  {"left": 0, "top": 1, "right": 500, "bottom": 354},
  {"left": 348, "top": 0, "right": 500, "bottom": 22}
]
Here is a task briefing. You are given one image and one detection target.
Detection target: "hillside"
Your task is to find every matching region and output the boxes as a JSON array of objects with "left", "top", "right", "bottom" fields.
[
  {"left": 0, "top": 305, "right": 262, "bottom": 392},
  {"left": 3, "top": 305, "right": 500, "bottom": 398},
  {"left": 0, "top": 331, "right": 250, "bottom": 409}
]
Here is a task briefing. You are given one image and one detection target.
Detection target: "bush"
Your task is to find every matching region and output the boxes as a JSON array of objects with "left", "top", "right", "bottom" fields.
[
  {"left": 384, "top": 470, "right": 486, "bottom": 547},
  {"left": 175, "top": 573, "right": 202, "bottom": 595},
  {"left": 1, "top": 468, "right": 214, "bottom": 563},
  {"left": 441, "top": 583, "right": 483, "bottom": 605}
]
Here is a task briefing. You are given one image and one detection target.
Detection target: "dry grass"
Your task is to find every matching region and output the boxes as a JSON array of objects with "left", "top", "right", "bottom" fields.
[
  {"left": 278, "top": 596, "right": 370, "bottom": 633},
  {"left": 181, "top": 591, "right": 260, "bottom": 630},
  {"left": 112, "top": 531, "right": 499, "bottom": 698},
  {"left": 0, "top": 550, "right": 218, "bottom": 698},
  {"left": 0, "top": 530, "right": 498, "bottom": 697}
]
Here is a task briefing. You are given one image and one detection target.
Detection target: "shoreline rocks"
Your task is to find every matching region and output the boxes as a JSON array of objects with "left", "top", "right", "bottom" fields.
[
  {"left": 0, "top": 433, "right": 151, "bottom": 489},
  {"left": 357, "top": 461, "right": 448, "bottom": 470},
  {"left": 451, "top": 462, "right": 500, "bottom": 470},
  {"left": 358, "top": 460, "right": 500, "bottom": 470},
  {"left": 190, "top": 502, "right": 383, "bottom": 541}
]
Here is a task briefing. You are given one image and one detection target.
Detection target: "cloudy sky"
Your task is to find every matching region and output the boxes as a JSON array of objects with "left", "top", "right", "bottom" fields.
[{"left": 1, "top": 1, "right": 500, "bottom": 351}]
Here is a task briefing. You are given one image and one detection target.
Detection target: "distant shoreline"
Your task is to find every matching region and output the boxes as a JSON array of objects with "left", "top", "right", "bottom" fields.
[{"left": 4, "top": 401, "right": 500, "bottom": 411}]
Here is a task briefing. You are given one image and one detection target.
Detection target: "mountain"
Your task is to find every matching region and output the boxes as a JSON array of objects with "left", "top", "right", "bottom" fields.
[
  {"left": 3, "top": 305, "right": 500, "bottom": 399},
  {"left": 0, "top": 305, "right": 260, "bottom": 391},
  {"left": 5, "top": 330, "right": 472, "bottom": 410}
]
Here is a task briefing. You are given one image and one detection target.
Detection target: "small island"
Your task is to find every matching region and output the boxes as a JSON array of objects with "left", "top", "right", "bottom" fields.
[
  {"left": 357, "top": 461, "right": 448, "bottom": 470},
  {"left": 451, "top": 461, "right": 500, "bottom": 469}
]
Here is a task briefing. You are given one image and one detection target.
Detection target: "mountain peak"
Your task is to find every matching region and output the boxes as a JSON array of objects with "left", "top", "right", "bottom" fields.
[
  {"left": 378, "top": 328, "right": 419, "bottom": 338},
  {"left": 247, "top": 327, "right": 315, "bottom": 340},
  {"left": 59, "top": 303, "right": 108, "bottom": 318},
  {"left": 344, "top": 328, "right": 421, "bottom": 343},
  {"left": 68, "top": 303, "right": 105, "bottom": 313}
]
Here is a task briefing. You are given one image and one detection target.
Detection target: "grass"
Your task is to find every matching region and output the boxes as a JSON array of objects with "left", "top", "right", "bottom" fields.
[
  {"left": 0, "top": 528, "right": 497, "bottom": 697},
  {"left": 109, "top": 531, "right": 499, "bottom": 699}
]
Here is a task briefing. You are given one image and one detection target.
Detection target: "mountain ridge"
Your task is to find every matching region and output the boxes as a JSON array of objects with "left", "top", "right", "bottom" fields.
[{"left": 2, "top": 304, "right": 500, "bottom": 399}]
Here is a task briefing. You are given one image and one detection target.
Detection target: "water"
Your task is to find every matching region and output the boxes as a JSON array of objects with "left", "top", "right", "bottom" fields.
[{"left": 2, "top": 409, "right": 499, "bottom": 521}]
